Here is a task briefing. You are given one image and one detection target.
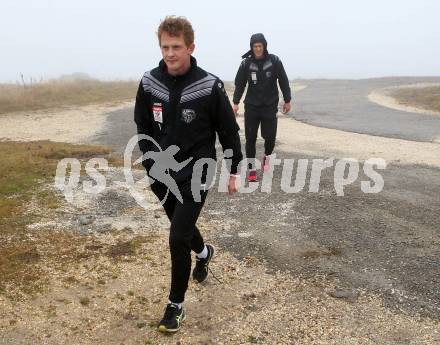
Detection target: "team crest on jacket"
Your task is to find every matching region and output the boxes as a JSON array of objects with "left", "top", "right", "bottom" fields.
[{"left": 181, "top": 109, "right": 196, "bottom": 124}]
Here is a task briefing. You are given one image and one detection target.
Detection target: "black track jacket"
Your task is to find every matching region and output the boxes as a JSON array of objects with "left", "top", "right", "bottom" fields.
[
  {"left": 233, "top": 54, "right": 291, "bottom": 109},
  {"left": 134, "top": 56, "right": 243, "bottom": 182}
]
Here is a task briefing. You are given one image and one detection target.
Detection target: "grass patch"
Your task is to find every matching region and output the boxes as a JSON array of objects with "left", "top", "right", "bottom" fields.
[
  {"left": 136, "top": 321, "right": 146, "bottom": 329},
  {"left": 105, "top": 235, "right": 158, "bottom": 260},
  {"left": 106, "top": 240, "right": 137, "bottom": 258},
  {"left": 0, "top": 141, "right": 111, "bottom": 199},
  {"left": 0, "top": 78, "right": 137, "bottom": 115},
  {"left": 0, "top": 243, "right": 45, "bottom": 295},
  {"left": 79, "top": 297, "right": 90, "bottom": 306},
  {"left": 391, "top": 86, "right": 440, "bottom": 113},
  {"left": 0, "top": 140, "right": 114, "bottom": 296},
  {"left": 301, "top": 247, "right": 342, "bottom": 259}
]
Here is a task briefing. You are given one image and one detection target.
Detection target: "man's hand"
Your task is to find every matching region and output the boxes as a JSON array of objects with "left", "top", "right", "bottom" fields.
[
  {"left": 282, "top": 102, "right": 291, "bottom": 114},
  {"left": 228, "top": 174, "right": 240, "bottom": 195},
  {"left": 232, "top": 104, "right": 239, "bottom": 117}
]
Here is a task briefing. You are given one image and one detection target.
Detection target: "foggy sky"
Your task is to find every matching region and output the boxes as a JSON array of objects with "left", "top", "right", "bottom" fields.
[{"left": 1, "top": 0, "right": 439, "bottom": 82}]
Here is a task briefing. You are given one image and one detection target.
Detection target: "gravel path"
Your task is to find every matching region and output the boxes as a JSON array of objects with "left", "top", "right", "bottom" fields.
[
  {"left": 1, "top": 78, "right": 439, "bottom": 343},
  {"left": 94, "top": 78, "right": 440, "bottom": 322}
]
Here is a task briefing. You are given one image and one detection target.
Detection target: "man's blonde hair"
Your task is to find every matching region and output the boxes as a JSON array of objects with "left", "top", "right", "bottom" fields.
[{"left": 157, "top": 16, "right": 194, "bottom": 47}]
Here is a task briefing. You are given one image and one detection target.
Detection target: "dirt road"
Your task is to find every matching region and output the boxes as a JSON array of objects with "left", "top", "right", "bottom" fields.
[
  {"left": 293, "top": 77, "right": 440, "bottom": 142},
  {"left": 1, "top": 77, "right": 439, "bottom": 344},
  {"left": 95, "top": 78, "right": 440, "bottom": 321}
]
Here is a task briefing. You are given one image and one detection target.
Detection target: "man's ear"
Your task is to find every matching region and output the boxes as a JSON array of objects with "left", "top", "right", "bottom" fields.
[{"left": 188, "top": 43, "right": 195, "bottom": 54}]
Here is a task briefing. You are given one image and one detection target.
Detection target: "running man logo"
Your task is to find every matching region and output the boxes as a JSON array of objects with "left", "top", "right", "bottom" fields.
[
  {"left": 54, "top": 135, "right": 387, "bottom": 209},
  {"left": 133, "top": 145, "right": 191, "bottom": 203}
]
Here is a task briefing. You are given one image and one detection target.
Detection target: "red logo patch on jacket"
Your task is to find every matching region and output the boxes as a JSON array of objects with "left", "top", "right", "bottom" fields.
[{"left": 152, "top": 103, "right": 163, "bottom": 123}]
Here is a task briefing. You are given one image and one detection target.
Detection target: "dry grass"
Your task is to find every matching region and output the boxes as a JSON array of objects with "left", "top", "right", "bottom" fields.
[
  {"left": 391, "top": 86, "right": 440, "bottom": 113},
  {"left": 0, "top": 141, "right": 114, "bottom": 296},
  {"left": 0, "top": 141, "right": 111, "bottom": 198},
  {"left": 0, "top": 78, "right": 138, "bottom": 115}
]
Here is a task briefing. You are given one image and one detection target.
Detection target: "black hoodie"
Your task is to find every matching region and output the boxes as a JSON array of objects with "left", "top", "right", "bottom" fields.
[
  {"left": 233, "top": 33, "right": 291, "bottom": 108},
  {"left": 241, "top": 33, "right": 268, "bottom": 59}
]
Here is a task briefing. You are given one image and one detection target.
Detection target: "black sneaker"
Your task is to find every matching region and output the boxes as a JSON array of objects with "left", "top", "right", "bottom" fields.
[
  {"left": 192, "top": 244, "right": 214, "bottom": 283},
  {"left": 158, "top": 303, "right": 186, "bottom": 333}
]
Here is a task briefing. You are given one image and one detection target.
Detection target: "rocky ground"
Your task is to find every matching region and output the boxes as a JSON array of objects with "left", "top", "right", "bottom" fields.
[
  {"left": 1, "top": 79, "right": 439, "bottom": 344},
  {"left": 0, "top": 168, "right": 439, "bottom": 345}
]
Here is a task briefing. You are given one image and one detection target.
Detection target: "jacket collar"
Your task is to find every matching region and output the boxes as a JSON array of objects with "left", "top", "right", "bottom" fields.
[{"left": 159, "top": 56, "right": 197, "bottom": 79}]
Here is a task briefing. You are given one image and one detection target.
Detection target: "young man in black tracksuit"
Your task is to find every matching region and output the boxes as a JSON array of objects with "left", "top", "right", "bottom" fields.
[
  {"left": 134, "top": 16, "right": 242, "bottom": 333},
  {"left": 233, "top": 33, "right": 292, "bottom": 182}
]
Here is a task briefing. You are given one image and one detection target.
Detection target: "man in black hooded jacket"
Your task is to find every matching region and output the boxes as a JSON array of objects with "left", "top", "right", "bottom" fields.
[{"left": 233, "top": 33, "right": 292, "bottom": 182}]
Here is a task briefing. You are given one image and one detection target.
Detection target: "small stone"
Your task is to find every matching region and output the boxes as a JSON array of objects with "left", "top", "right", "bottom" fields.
[
  {"left": 79, "top": 228, "right": 90, "bottom": 236},
  {"left": 247, "top": 335, "right": 258, "bottom": 343},
  {"left": 79, "top": 215, "right": 95, "bottom": 226},
  {"left": 123, "top": 313, "right": 138, "bottom": 320},
  {"left": 329, "top": 289, "right": 359, "bottom": 302},
  {"left": 97, "top": 225, "right": 110, "bottom": 233},
  {"left": 238, "top": 232, "right": 253, "bottom": 238}
]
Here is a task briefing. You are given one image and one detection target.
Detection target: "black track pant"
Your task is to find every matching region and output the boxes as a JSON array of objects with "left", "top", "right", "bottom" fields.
[
  {"left": 244, "top": 104, "right": 278, "bottom": 164},
  {"left": 150, "top": 179, "right": 208, "bottom": 303}
]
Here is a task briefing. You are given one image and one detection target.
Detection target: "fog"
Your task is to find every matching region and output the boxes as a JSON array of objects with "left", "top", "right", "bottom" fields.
[{"left": 1, "top": 0, "right": 439, "bottom": 82}]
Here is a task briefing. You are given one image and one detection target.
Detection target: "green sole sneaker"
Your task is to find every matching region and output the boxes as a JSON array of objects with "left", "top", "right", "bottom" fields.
[{"left": 158, "top": 304, "right": 186, "bottom": 333}]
